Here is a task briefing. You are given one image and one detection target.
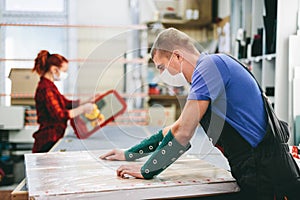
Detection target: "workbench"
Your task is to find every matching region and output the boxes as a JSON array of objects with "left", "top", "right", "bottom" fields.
[{"left": 12, "top": 125, "right": 240, "bottom": 200}]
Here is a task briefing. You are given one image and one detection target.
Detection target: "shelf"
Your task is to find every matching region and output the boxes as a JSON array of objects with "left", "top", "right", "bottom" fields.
[
  {"left": 148, "top": 0, "right": 213, "bottom": 29},
  {"left": 147, "top": 19, "right": 212, "bottom": 29},
  {"left": 148, "top": 95, "right": 187, "bottom": 119},
  {"left": 264, "top": 54, "right": 276, "bottom": 61},
  {"left": 240, "top": 54, "right": 276, "bottom": 64},
  {"left": 148, "top": 94, "right": 187, "bottom": 100}
]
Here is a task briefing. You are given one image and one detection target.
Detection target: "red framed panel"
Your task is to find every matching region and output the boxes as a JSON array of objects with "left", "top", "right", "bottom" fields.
[{"left": 70, "top": 90, "right": 127, "bottom": 139}]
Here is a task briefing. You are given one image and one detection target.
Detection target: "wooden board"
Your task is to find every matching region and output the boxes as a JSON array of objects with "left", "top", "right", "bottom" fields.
[
  {"left": 25, "top": 150, "right": 238, "bottom": 199},
  {"left": 11, "top": 179, "right": 28, "bottom": 200}
]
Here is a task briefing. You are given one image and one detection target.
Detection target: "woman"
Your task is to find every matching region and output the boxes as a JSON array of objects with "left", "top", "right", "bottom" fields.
[{"left": 32, "top": 50, "right": 94, "bottom": 153}]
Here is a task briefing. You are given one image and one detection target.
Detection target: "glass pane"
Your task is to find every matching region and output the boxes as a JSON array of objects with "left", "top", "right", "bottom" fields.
[
  {"left": 5, "top": 0, "right": 65, "bottom": 12},
  {"left": 5, "top": 26, "right": 67, "bottom": 75},
  {"left": 4, "top": 26, "right": 67, "bottom": 96}
]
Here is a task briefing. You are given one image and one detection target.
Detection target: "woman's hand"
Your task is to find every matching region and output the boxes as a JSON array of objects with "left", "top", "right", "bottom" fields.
[
  {"left": 116, "top": 164, "right": 144, "bottom": 179},
  {"left": 69, "top": 103, "right": 94, "bottom": 118},
  {"left": 82, "top": 103, "right": 94, "bottom": 113},
  {"left": 99, "top": 149, "right": 126, "bottom": 161}
]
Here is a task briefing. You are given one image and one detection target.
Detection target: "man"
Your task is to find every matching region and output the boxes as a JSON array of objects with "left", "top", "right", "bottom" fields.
[{"left": 100, "top": 28, "right": 299, "bottom": 199}]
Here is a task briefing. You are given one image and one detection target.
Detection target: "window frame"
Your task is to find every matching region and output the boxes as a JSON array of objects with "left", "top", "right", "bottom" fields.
[{"left": 1, "top": 0, "right": 68, "bottom": 18}]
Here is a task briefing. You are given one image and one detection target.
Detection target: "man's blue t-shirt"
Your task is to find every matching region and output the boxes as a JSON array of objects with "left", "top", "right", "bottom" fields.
[{"left": 187, "top": 53, "right": 267, "bottom": 147}]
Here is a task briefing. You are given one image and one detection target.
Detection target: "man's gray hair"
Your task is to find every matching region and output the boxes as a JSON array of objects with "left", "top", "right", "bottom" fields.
[{"left": 150, "top": 28, "right": 200, "bottom": 59}]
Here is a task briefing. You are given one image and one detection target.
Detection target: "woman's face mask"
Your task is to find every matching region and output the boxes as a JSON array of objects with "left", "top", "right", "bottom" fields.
[
  {"left": 53, "top": 70, "right": 68, "bottom": 81},
  {"left": 159, "top": 53, "right": 187, "bottom": 87}
]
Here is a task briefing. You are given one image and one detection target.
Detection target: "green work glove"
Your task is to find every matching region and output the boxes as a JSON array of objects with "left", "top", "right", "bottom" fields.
[
  {"left": 124, "top": 130, "right": 164, "bottom": 161},
  {"left": 141, "top": 129, "right": 191, "bottom": 179}
]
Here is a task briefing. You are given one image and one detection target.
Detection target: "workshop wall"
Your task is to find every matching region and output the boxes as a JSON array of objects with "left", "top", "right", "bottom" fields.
[{"left": 72, "top": 0, "right": 132, "bottom": 95}]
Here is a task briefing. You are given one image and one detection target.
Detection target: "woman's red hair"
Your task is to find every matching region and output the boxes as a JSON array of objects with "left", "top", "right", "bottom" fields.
[{"left": 32, "top": 50, "right": 68, "bottom": 76}]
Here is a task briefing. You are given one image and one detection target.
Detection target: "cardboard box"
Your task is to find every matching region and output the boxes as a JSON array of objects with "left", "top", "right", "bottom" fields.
[{"left": 9, "top": 68, "right": 39, "bottom": 106}]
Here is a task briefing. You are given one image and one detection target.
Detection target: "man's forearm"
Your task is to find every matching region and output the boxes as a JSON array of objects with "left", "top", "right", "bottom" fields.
[{"left": 124, "top": 130, "right": 164, "bottom": 161}]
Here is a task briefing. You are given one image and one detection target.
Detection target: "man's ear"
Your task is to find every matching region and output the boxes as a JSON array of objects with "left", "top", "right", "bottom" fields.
[{"left": 173, "top": 50, "right": 183, "bottom": 61}]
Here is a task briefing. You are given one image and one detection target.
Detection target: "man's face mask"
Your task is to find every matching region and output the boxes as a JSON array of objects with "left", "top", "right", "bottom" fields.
[{"left": 159, "top": 53, "right": 188, "bottom": 87}]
